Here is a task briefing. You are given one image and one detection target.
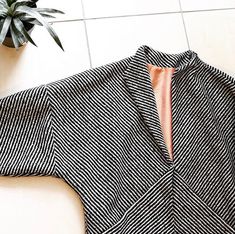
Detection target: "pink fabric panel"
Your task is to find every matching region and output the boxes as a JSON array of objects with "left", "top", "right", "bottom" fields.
[{"left": 147, "top": 64, "right": 175, "bottom": 161}]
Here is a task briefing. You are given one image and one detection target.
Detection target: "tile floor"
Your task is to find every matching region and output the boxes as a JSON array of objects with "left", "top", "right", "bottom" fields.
[
  {"left": 0, "top": 1, "right": 235, "bottom": 234},
  {"left": 0, "top": 0, "right": 235, "bottom": 98}
]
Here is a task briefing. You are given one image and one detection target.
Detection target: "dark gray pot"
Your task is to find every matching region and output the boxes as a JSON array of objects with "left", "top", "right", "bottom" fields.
[
  {"left": 2, "top": 22, "right": 35, "bottom": 48},
  {"left": 2, "top": 2, "right": 37, "bottom": 48}
]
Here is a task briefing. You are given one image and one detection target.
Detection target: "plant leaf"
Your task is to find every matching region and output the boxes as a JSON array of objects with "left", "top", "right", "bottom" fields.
[
  {"left": 6, "top": 0, "right": 17, "bottom": 7},
  {"left": 0, "top": 16, "right": 12, "bottom": 44},
  {"left": 0, "top": 0, "right": 9, "bottom": 12},
  {"left": 17, "top": 32, "right": 25, "bottom": 44},
  {"left": 9, "top": 23, "right": 20, "bottom": 49},
  {"left": 15, "top": 0, "right": 36, "bottom": 2},
  {"left": 12, "top": 19, "right": 26, "bottom": 44},
  {"left": 0, "top": 0, "right": 8, "bottom": 8},
  {"left": 13, "top": 17, "right": 37, "bottom": 46},
  {"left": 0, "top": 0, "right": 8, "bottom": 5},
  {"left": 0, "top": 11, "right": 8, "bottom": 18},
  {"left": 11, "top": 1, "right": 34, "bottom": 11},
  {"left": 0, "top": 0, "right": 8, "bottom": 7},
  {"left": 39, "top": 13, "right": 56, "bottom": 18},
  {"left": 19, "top": 16, "right": 43, "bottom": 25},
  {"left": 0, "top": 18, "right": 4, "bottom": 31},
  {"left": 34, "top": 8, "right": 65, "bottom": 14},
  {"left": 24, "top": 0, "right": 38, "bottom": 2},
  {"left": 15, "top": 6, "right": 64, "bottom": 51}
]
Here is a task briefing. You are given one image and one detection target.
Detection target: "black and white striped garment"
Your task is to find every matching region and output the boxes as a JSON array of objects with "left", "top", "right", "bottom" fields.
[{"left": 1, "top": 45, "right": 235, "bottom": 234}]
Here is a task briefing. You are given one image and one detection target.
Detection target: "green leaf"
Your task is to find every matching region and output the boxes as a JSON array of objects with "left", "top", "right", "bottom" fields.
[
  {"left": 16, "top": 0, "right": 36, "bottom": 2},
  {"left": 22, "top": 0, "right": 38, "bottom": 7},
  {"left": 19, "top": 16, "right": 43, "bottom": 26},
  {"left": 34, "top": 8, "right": 65, "bottom": 14},
  {"left": 6, "top": 0, "right": 17, "bottom": 7},
  {"left": 0, "top": 0, "right": 7, "bottom": 5},
  {"left": 39, "top": 13, "right": 56, "bottom": 18},
  {"left": 0, "top": 11, "right": 8, "bottom": 18},
  {"left": 12, "top": 19, "right": 26, "bottom": 44},
  {"left": 0, "top": 7, "right": 7, "bottom": 13},
  {"left": 0, "top": 0, "right": 9, "bottom": 12},
  {"left": 15, "top": 6, "right": 64, "bottom": 51},
  {"left": 0, "top": 16, "right": 11, "bottom": 44},
  {"left": 0, "top": 18, "right": 4, "bottom": 31},
  {"left": 13, "top": 17, "right": 37, "bottom": 46},
  {"left": 0, "top": 3, "right": 7, "bottom": 10},
  {"left": 18, "top": 32, "right": 25, "bottom": 44},
  {"left": 10, "top": 1, "right": 33, "bottom": 11},
  {"left": 0, "top": 0, "right": 8, "bottom": 7},
  {"left": 9, "top": 23, "right": 20, "bottom": 49}
]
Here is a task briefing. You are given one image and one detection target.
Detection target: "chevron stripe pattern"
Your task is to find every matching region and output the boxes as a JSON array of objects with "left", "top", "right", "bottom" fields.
[{"left": 1, "top": 45, "right": 235, "bottom": 234}]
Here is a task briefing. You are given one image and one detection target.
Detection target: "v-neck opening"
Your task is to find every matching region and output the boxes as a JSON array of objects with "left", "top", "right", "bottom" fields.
[
  {"left": 122, "top": 45, "right": 201, "bottom": 167},
  {"left": 147, "top": 64, "right": 175, "bottom": 162}
]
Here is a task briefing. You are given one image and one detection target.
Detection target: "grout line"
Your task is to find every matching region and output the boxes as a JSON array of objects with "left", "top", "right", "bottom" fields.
[
  {"left": 80, "top": 0, "right": 93, "bottom": 68},
  {"left": 83, "top": 20, "right": 93, "bottom": 68},
  {"left": 49, "top": 7, "right": 235, "bottom": 23},
  {"left": 178, "top": 0, "right": 190, "bottom": 50},
  {"left": 183, "top": 6, "right": 235, "bottom": 13}
]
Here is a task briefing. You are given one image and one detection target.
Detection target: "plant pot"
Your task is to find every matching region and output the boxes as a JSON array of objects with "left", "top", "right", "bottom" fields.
[
  {"left": 2, "top": 2, "right": 37, "bottom": 49},
  {"left": 2, "top": 21, "right": 35, "bottom": 48}
]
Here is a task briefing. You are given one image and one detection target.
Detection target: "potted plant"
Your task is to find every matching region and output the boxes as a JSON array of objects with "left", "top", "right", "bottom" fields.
[{"left": 0, "top": 0, "right": 64, "bottom": 50}]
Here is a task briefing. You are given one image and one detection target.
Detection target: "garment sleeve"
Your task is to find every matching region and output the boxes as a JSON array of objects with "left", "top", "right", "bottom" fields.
[{"left": 0, "top": 84, "right": 57, "bottom": 177}]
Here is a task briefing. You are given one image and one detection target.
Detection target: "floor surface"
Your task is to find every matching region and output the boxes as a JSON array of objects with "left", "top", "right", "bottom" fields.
[{"left": 0, "top": 1, "right": 235, "bottom": 233}]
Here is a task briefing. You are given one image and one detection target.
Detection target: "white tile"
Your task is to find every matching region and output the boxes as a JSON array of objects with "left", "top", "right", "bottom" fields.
[
  {"left": 36, "top": 0, "right": 83, "bottom": 21},
  {"left": 0, "top": 21, "right": 90, "bottom": 98},
  {"left": 86, "top": 14, "right": 189, "bottom": 68},
  {"left": 184, "top": 10, "right": 235, "bottom": 77},
  {"left": 0, "top": 177, "right": 86, "bottom": 234},
  {"left": 83, "top": 0, "right": 180, "bottom": 18},
  {"left": 180, "top": 0, "right": 235, "bottom": 11}
]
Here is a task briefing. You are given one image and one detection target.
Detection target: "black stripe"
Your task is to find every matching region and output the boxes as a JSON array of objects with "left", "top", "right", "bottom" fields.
[{"left": 1, "top": 45, "right": 235, "bottom": 233}]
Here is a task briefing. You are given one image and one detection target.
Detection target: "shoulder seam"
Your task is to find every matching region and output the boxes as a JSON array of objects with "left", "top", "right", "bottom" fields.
[{"left": 44, "top": 83, "right": 58, "bottom": 178}]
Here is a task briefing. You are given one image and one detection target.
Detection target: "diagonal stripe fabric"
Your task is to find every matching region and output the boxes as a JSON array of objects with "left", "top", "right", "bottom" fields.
[{"left": 0, "top": 45, "right": 235, "bottom": 234}]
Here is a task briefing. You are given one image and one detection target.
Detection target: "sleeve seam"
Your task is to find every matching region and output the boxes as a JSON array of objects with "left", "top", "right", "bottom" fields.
[{"left": 44, "top": 83, "right": 59, "bottom": 177}]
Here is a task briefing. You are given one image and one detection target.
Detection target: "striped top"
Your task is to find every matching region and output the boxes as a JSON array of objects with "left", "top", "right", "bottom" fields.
[{"left": 1, "top": 45, "right": 235, "bottom": 234}]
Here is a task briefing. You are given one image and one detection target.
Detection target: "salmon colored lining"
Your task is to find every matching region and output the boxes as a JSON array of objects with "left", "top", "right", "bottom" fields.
[{"left": 147, "top": 64, "right": 175, "bottom": 161}]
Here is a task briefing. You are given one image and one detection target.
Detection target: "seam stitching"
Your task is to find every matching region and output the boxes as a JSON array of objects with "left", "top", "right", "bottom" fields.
[
  {"left": 199, "top": 76, "right": 234, "bottom": 167},
  {"left": 174, "top": 169, "right": 235, "bottom": 233},
  {"left": 44, "top": 84, "right": 58, "bottom": 177}
]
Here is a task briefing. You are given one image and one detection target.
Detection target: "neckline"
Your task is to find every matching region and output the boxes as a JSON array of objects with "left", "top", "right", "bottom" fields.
[{"left": 122, "top": 45, "right": 201, "bottom": 167}]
